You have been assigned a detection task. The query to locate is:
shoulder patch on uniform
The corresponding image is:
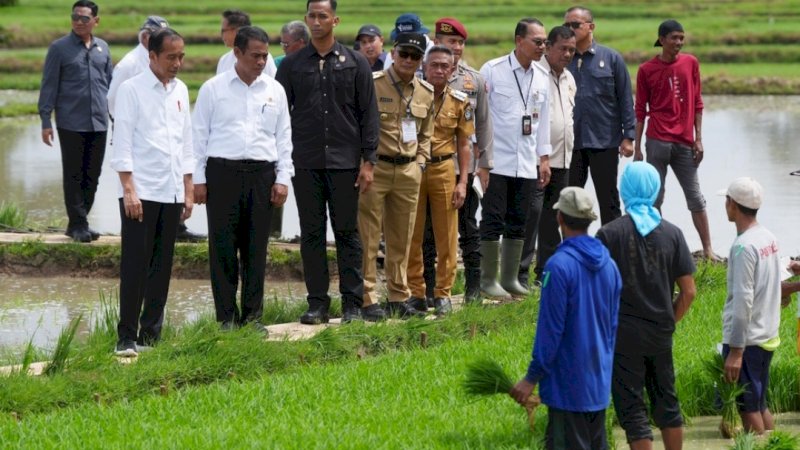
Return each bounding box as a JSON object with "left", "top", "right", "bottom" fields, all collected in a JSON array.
[
  {"left": 373, "top": 71, "right": 386, "bottom": 80},
  {"left": 449, "top": 89, "right": 468, "bottom": 102},
  {"left": 417, "top": 78, "right": 434, "bottom": 92}
]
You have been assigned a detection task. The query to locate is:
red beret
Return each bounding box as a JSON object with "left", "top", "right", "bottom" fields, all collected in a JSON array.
[{"left": 435, "top": 17, "right": 467, "bottom": 39}]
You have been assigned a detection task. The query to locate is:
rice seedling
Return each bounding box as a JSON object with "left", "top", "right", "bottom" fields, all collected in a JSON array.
[
  {"left": 704, "top": 351, "right": 746, "bottom": 438},
  {"left": 463, "top": 357, "right": 541, "bottom": 431},
  {"left": 757, "top": 431, "right": 800, "bottom": 450}
]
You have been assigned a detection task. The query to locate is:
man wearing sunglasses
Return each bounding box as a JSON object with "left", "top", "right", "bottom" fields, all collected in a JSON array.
[
  {"left": 38, "top": 0, "right": 113, "bottom": 243},
  {"left": 360, "top": 32, "right": 434, "bottom": 321},
  {"left": 564, "top": 6, "right": 636, "bottom": 226},
  {"left": 478, "top": 18, "right": 551, "bottom": 299}
]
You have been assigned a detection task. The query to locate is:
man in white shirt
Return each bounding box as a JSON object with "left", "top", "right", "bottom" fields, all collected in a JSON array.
[
  {"left": 479, "top": 18, "right": 551, "bottom": 299},
  {"left": 193, "top": 26, "right": 294, "bottom": 331},
  {"left": 216, "top": 9, "right": 277, "bottom": 77},
  {"left": 109, "top": 28, "right": 194, "bottom": 357},
  {"left": 107, "top": 15, "right": 168, "bottom": 117}
]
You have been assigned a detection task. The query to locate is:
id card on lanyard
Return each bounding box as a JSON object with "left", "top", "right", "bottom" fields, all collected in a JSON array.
[{"left": 510, "top": 55, "right": 535, "bottom": 136}]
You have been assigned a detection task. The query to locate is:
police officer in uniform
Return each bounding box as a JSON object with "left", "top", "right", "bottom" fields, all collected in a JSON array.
[
  {"left": 359, "top": 32, "right": 434, "bottom": 321},
  {"left": 406, "top": 46, "right": 474, "bottom": 316},
  {"left": 417, "top": 17, "right": 494, "bottom": 304}
]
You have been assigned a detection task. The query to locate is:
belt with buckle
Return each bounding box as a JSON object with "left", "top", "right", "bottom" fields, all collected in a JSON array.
[
  {"left": 429, "top": 154, "right": 454, "bottom": 164},
  {"left": 377, "top": 154, "right": 415, "bottom": 165}
]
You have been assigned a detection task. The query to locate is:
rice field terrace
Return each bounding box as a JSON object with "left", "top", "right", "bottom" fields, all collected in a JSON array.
[
  {"left": 1, "top": 263, "right": 799, "bottom": 448},
  {"left": 0, "top": 0, "right": 799, "bottom": 100}
]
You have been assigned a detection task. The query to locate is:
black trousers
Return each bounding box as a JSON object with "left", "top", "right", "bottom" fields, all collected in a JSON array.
[
  {"left": 520, "top": 168, "right": 569, "bottom": 279},
  {"left": 117, "top": 199, "right": 181, "bottom": 344},
  {"left": 569, "top": 147, "right": 621, "bottom": 225},
  {"left": 293, "top": 168, "right": 363, "bottom": 307},
  {"left": 56, "top": 128, "right": 106, "bottom": 231},
  {"left": 206, "top": 158, "right": 275, "bottom": 324},
  {"left": 480, "top": 173, "right": 534, "bottom": 241},
  {"left": 546, "top": 406, "right": 608, "bottom": 450}
]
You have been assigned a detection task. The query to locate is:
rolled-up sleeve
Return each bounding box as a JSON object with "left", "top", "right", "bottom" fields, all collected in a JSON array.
[{"left": 109, "top": 82, "right": 136, "bottom": 173}]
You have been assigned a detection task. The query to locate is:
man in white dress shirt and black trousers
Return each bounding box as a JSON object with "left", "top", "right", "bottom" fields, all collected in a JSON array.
[
  {"left": 479, "top": 18, "right": 551, "bottom": 300},
  {"left": 110, "top": 28, "right": 194, "bottom": 357},
  {"left": 193, "top": 26, "right": 294, "bottom": 332}
]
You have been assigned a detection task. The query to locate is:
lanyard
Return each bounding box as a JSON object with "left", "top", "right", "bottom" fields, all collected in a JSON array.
[
  {"left": 433, "top": 90, "right": 446, "bottom": 120},
  {"left": 508, "top": 55, "right": 534, "bottom": 114},
  {"left": 387, "top": 70, "right": 415, "bottom": 117}
]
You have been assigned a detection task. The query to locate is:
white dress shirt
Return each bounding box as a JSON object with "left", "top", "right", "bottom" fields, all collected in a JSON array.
[
  {"left": 110, "top": 68, "right": 194, "bottom": 203},
  {"left": 107, "top": 43, "right": 149, "bottom": 117},
  {"left": 535, "top": 57, "right": 576, "bottom": 170},
  {"left": 480, "top": 50, "right": 551, "bottom": 179},
  {"left": 216, "top": 50, "right": 278, "bottom": 77},
  {"left": 192, "top": 69, "right": 294, "bottom": 186}
]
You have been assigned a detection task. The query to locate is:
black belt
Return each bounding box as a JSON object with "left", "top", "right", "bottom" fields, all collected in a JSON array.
[
  {"left": 208, "top": 157, "right": 275, "bottom": 169},
  {"left": 429, "top": 153, "right": 454, "bottom": 164},
  {"left": 377, "top": 154, "right": 415, "bottom": 165}
]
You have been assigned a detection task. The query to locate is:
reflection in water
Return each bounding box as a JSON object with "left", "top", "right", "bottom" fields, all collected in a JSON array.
[
  {"left": 2, "top": 95, "right": 800, "bottom": 351},
  {"left": 0, "top": 276, "right": 307, "bottom": 353}
]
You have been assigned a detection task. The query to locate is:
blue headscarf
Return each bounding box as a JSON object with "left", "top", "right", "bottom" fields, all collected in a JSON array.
[{"left": 620, "top": 162, "right": 662, "bottom": 236}]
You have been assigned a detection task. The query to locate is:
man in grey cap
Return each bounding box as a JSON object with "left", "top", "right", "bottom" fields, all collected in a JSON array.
[
  {"left": 355, "top": 24, "right": 386, "bottom": 71},
  {"left": 107, "top": 15, "right": 168, "bottom": 115}
]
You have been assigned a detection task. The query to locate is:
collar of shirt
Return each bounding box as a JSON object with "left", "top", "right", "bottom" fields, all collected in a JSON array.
[
  {"left": 508, "top": 50, "right": 533, "bottom": 74},
  {"left": 143, "top": 66, "right": 178, "bottom": 93},
  {"left": 225, "top": 66, "right": 268, "bottom": 89},
  {"left": 69, "top": 30, "right": 96, "bottom": 48},
  {"left": 386, "top": 65, "right": 415, "bottom": 88}
]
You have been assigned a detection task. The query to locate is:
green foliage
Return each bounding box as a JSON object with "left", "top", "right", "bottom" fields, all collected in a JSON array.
[
  {"left": 0, "top": 201, "right": 28, "bottom": 230},
  {"left": 704, "top": 351, "right": 746, "bottom": 438},
  {"left": 463, "top": 357, "right": 514, "bottom": 396},
  {"left": 43, "top": 315, "right": 81, "bottom": 377}
]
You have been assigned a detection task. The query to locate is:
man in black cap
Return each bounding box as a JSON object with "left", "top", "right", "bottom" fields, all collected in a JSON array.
[
  {"left": 360, "top": 32, "right": 434, "bottom": 320},
  {"left": 634, "top": 19, "right": 718, "bottom": 261},
  {"left": 355, "top": 24, "right": 387, "bottom": 71}
]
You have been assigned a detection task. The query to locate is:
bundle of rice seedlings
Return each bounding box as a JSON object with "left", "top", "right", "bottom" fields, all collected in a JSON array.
[
  {"left": 704, "top": 351, "right": 745, "bottom": 438},
  {"left": 758, "top": 431, "right": 800, "bottom": 450},
  {"left": 463, "top": 358, "right": 541, "bottom": 431}
]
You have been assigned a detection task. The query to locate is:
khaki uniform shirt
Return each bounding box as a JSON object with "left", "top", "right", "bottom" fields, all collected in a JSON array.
[
  {"left": 449, "top": 60, "right": 493, "bottom": 171},
  {"left": 537, "top": 58, "right": 576, "bottom": 169},
  {"left": 431, "top": 85, "right": 475, "bottom": 157},
  {"left": 374, "top": 66, "right": 434, "bottom": 163}
]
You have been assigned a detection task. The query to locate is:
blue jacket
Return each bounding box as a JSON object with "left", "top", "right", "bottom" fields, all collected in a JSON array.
[{"left": 525, "top": 234, "right": 622, "bottom": 412}]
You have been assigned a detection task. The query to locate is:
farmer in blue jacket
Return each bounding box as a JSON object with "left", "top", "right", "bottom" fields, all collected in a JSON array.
[{"left": 511, "top": 186, "right": 622, "bottom": 450}]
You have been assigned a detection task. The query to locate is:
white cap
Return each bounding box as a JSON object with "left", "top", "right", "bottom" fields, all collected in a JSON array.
[{"left": 724, "top": 177, "right": 763, "bottom": 209}]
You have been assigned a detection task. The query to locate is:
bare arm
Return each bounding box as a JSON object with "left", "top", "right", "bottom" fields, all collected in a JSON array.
[{"left": 673, "top": 274, "right": 696, "bottom": 322}]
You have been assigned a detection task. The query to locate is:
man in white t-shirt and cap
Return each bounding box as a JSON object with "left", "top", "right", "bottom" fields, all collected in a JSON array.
[{"left": 721, "top": 176, "right": 781, "bottom": 435}]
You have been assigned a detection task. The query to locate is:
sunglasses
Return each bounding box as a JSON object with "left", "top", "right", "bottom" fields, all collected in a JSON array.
[
  {"left": 71, "top": 13, "right": 92, "bottom": 24},
  {"left": 280, "top": 39, "right": 300, "bottom": 49},
  {"left": 397, "top": 50, "right": 423, "bottom": 61},
  {"left": 564, "top": 21, "right": 587, "bottom": 29},
  {"left": 529, "top": 38, "right": 548, "bottom": 47}
]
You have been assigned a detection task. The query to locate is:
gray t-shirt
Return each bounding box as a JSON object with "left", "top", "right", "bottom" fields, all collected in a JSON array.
[{"left": 723, "top": 224, "right": 781, "bottom": 348}]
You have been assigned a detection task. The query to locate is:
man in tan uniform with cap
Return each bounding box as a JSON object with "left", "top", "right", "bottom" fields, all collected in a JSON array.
[
  {"left": 359, "top": 32, "right": 434, "bottom": 321},
  {"left": 406, "top": 46, "right": 474, "bottom": 316}
]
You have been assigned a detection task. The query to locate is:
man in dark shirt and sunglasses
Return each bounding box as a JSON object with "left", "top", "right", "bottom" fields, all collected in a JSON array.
[
  {"left": 38, "top": 0, "right": 112, "bottom": 243},
  {"left": 563, "top": 6, "right": 636, "bottom": 226},
  {"left": 276, "top": 0, "right": 379, "bottom": 325}
]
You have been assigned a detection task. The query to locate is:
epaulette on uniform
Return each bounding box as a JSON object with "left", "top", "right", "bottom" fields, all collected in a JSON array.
[
  {"left": 418, "top": 78, "right": 434, "bottom": 92},
  {"left": 373, "top": 71, "right": 386, "bottom": 80},
  {"left": 486, "top": 56, "right": 506, "bottom": 68},
  {"left": 449, "top": 88, "right": 468, "bottom": 103}
]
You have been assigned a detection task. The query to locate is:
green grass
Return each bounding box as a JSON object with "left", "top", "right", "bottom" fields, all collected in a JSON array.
[
  {"left": 0, "top": 201, "right": 28, "bottom": 230},
  {"left": 0, "top": 263, "right": 798, "bottom": 448}
]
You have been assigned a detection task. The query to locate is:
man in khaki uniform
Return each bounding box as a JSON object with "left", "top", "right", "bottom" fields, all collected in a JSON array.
[
  {"left": 359, "top": 32, "right": 434, "bottom": 321},
  {"left": 407, "top": 46, "right": 474, "bottom": 316}
]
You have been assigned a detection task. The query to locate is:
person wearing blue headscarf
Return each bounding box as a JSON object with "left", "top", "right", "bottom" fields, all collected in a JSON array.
[{"left": 596, "top": 161, "right": 697, "bottom": 448}]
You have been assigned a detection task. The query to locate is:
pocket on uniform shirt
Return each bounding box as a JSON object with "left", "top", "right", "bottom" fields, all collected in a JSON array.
[
  {"left": 589, "top": 67, "right": 615, "bottom": 97},
  {"left": 490, "top": 82, "right": 517, "bottom": 114},
  {"left": 261, "top": 103, "right": 279, "bottom": 134},
  {"left": 438, "top": 113, "right": 458, "bottom": 129}
]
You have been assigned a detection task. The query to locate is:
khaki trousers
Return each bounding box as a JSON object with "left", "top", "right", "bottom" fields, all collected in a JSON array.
[
  {"left": 359, "top": 160, "right": 421, "bottom": 305},
  {"left": 407, "top": 159, "right": 458, "bottom": 298}
]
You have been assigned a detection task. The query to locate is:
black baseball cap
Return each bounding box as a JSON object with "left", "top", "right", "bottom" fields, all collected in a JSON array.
[
  {"left": 357, "top": 24, "right": 382, "bottom": 40},
  {"left": 654, "top": 19, "right": 684, "bottom": 47},
  {"left": 393, "top": 32, "right": 425, "bottom": 54}
]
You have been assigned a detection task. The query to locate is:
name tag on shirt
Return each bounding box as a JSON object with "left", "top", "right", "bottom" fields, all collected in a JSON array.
[{"left": 402, "top": 118, "right": 417, "bottom": 143}]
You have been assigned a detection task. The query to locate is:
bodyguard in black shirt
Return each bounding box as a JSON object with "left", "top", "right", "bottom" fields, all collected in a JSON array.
[{"left": 276, "top": 0, "right": 379, "bottom": 324}]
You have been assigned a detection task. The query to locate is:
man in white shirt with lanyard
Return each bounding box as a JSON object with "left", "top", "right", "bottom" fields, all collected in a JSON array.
[
  {"left": 217, "top": 9, "right": 277, "bottom": 77},
  {"left": 110, "top": 28, "right": 194, "bottom": 357},
  {"left": 479, "top": 18, "right": 551, "bottom": 299},
  {"left": 193, "top": 26, "right": 294, "bottom": 332}
]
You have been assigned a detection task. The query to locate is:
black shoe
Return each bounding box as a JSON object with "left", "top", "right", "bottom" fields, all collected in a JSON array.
[
  {"left": 300, "top": 304, "right": 330, "bottom": 325},
  {"left": 407, "top": 296, "right": 428, "bottom": 312},
  {"left": 175, "top": 223, "right": 205, "bottom": 243},
  {"left": 87, "top": 228, "right": 100, "bottom": 241},
  {"left": 114, "top": 339, "right": 138, "bottom": 357},
  {"left": 433, "top": 297, "right": 453, "bottom": 316},
  {"left": 68, "top": 228, "right": 92, "bottom": 243},
  {"left": 386, "top": 300, "right": 427, "bottom": 319},
  {"left": 342, "top": 304, "right": 363, "bottom": 323},
  {"left": 248, "top": 321, "right": 269, "bottom": 337},
  {"left": 464, "top": 267, "right": 482, "bottom": 304},
  {"left": 361, "top": 304, "right": 387, "bottom": 322},
  {"left": 220, "top": 321, "right": 237, "bottom": 331}
]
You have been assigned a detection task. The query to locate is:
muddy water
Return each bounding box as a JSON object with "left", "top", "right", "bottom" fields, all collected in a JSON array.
[{"left": 0, "top": 276, "right": 307, "bottom": 351}]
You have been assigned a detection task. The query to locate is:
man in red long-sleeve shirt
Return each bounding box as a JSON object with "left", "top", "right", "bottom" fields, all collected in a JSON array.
[{"left": 634, "top": 19, "right": 718, "bottom": 260}]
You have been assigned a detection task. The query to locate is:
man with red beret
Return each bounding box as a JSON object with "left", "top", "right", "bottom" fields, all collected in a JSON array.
[{"left": 410, "top": 17, "right": 494, "bottom": 308}]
